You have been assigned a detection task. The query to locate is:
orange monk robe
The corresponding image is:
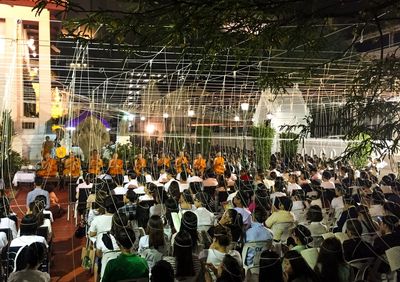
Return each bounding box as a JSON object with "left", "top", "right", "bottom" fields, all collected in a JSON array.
[
  {"left": 37, "top": 158, "right": 58, "bottom": 177},
  {"left": 88, "top": 158, "right": 103, "bottom": 175},
  {"left": 213, "top": 156, "right": 225, "bottom": 175},
  {"left": 157, "top": 157, "right": 170, "bottom": 168},
  {"left": 175, "top": 156, "right": 189, "bottom": 174},
  {"left": 63, "top": 157, "right": 81, "bottom": 177},
  {"left": 134, "top": 158, "right": 147, "bottom": 175},
  {"left": 193, "top": 158, "right": 206, "bottom": 173},
  {"left": 109, "top": 159, "right": 124, "bottom": 176}
]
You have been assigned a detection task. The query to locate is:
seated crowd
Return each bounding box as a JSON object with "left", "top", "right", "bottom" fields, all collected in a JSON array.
[{"left": 1, "top": 151, "right": 400, "bottom": 282}]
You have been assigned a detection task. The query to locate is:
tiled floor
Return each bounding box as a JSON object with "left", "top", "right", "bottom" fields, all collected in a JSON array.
[{"left": 10, "top": 185, "right": 94, "bottom": 282}]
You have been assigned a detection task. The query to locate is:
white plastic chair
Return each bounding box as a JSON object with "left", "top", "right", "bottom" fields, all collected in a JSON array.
[{"left": 241, "top": 240, "right": 273, "bottom": 274}]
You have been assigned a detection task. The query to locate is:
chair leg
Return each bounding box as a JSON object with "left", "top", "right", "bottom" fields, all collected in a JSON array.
[{"left": 67, "top": 204, "right": 70, "bottom": 221}]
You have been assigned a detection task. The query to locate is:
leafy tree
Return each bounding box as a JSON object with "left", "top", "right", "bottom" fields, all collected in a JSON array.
[
  {"left": 34, "top": 0, "right": 400, "bottom": 159},
  {"left": 280, "top": 132, "right": 299, "bottom": 160},
  {"left": 252, "top": 125, "right": 275, "bottom": 170}
]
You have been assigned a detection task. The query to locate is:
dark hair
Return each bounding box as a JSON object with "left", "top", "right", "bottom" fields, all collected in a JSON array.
[
  {"left": 190, "top": 182, "right": 203, "bottom": 195},
  {"left": 357, "top": 205, "right": 379, "bottom": 232},
  {"left": 213, "top": 225, "right": 232, "bottom": 247},
  {"left": 306, "top": 205, "right": 323, "bottom": 222},
  {"left": 224, "top": 209, "right": 244, "bottom": 242},
  {"left": 111, "top": 213, "right": 129, "bottom": 235},
  {"left": 126, "top": 189, "right": 138, "bottom": 203},
  {"left": 254, "top": 189, "right": 271, "bottom": 212},
  {"left": 253, "top": 207, "right": 267, "bottom": 223},
  {"left": 382, "top": 215, "right": 399, "bottom": 231},
  {"left": 147, "top": 215, "right": 165, "bottom": 249},
  {"left": 169, "top": 181, "right": 181, "bottom": 202},
  {"left": 194, "top": 192, "right": 209, "bottom": 207},
  {"left": 180, "top": 172, "right": 188, "bottom": 182},
  {"left": 285, "top": 250, "right": 317, "bottom": 282},
  {"left": 20, "top": 214, "right": 38, "bottom": 236},
  {"left": 173, "top": 231, "right": 195, "bottom": 278},
  {"left": 259, "top": 250, "right": 283, "bottom": 282},
  {"left": 15, "top": 242, "right": 47, "bottom": 271},
  {"left": 31, "top": 200, "right": 45, "bottom": 227},
  {"left": 275, "top": 196, "right": 292, "bottom": 211},
  {"left": 372, "top": 190, "right": 385, "bottom": 205},
  {"left": 293, "top": 225, "right": 312, "bottom": 245},
  {"left": 151, "top": 260, "right": 174, "bottom": 282},
  {"left": 34, "top": 176, "right": 43, "bottom": 186},
  {"left": 165, "top": 198, "right": 179, "bottom": 232},
  {"left": 180, "top": 211, "right": 198, "bottom": 248},
  {"left": 315, "top": 237, "right": 345, "bottom": 282},
  {"left": 346, "top": 219, "right": 362, "bottom": 237},
  {"left": 0, "top": 197, "right": 10, "bottom": 217},
  {"left": 181, "top": 190, "right": 194, "bottom": 205},
  {"left": 104, "top": 195, "right": 121, "bottom": 214},
  {"left": 115, "top": 227, "right": 135, "bottom": 249},
  {"left": 153, "top": 185, "right": 167, "bottom": 204},
  {"left": 383, "top": 202, "right": 400, "bottom": 219},
  {"left": 234, "top": 190, "right": 249, "bottom": 207},
  {"left": 217, "top": 254, "right": 243, "bottom": 282},
  {"left": 322, "top": 171, "right": 331, "bottom": 180},
  {"left": 114, "top": 174, "right": 124, "bottom": 186}
]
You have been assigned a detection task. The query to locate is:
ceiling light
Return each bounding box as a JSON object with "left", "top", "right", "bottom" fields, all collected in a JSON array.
[
  {"left": 234, "top": 115, "right": 240, "bottom": 122},
  {"left": 163, "top": 113, "right": 169, "bottom": 119},
  {"left": 140, "top": 116, "right": 146, "bottom": 121},
  {"left": 145, "top": 123, "right": 155, "bottom": 134},
  {"left": 188, "top": 110, "right": 195, "bottom": 117},
  {"left": 266, "top": 112, "right": 273, "bottom": 120}
]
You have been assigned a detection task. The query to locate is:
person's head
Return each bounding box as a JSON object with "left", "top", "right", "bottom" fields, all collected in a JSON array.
[
  {"left": 20, "top": 214, "right": 38, "bottom": 236},
  {"left": 111, "top": 212, "right": 129, "bottom": 235},
  {"left": 216, "top": 151, "right": 222, "bottom": 157},
  {"left": 138, "top": 153, "right": 143, "bottom": 159},
  {"left": 292, "top": 225, "right": 312, "bottom": 246},
  {"left": 115, "top": 227, "right": 135, "bottom": 251},
  {"left": 274, "top": 196, "right": 292, "bottom": 211},
  {"left": 283, "top": 250, "right": 315, "bottom": 282},
  {"left": 259, "top": 250, "right": 283, "bottom": 282},
  {"left": 114, "top": 174, "right": 124, "bottom": 186},
  {"left": 15, "top": 242, "right": 47, "bottom": 271},
  {"left": 194, "top": 192, "right": 209, "bottom": 208},
  {"left": 147, "top": 215, "right": 165, "bottom": 249},
  {"left": 169, "top": 181, "right": 181, "bottom": 201},
  {"left": 233, "top": 190, "right": 249, "bottom": 208},
  {"left": 180, "top": 211, "right": 198, "bottom": 248},
  {"left": 180, "top": 190, "right": 194, "bottom": 205},
  {"left": 124, "top": 189, "right": 138, "bottom": 204},
  {"left": 253, "top": 207, "right": 268, "bottom": 223},
  {"left": 379, "top": 215, "right": 399, "bottom": 235},
  {"left": 216, "top": 254, "right": 243, "bottom": 282},
  {"left": 34, "top": 176, "right": 43, "bottom": 187},
  {"left": 372, "top": 190, "right": 385, "bottom": 205},
  {"left": 112, "top": 153, "right": 118, "bottom": 159},
  {"left": 289, "top": 174, "right": 298, "bottom": 184},
  {"left": 104, "top": 195, "right": 121, "bottom": 214},
  {"left": 346, "top": 218, "right": 363, "bottom": 238},
  {"left": 213, "top": 224, "right": 232, "bottom": 247},
  {"left": 197, "top": 153, "right": 202, "bottom": 159},
  {"left": 173, "top": 230, "right": 195, "bottom": 277},
  {"left": 306, "top": 205, "right": 323, "bottom": 223},
  {"left": 220, "top": 208, "right": 240, "bottom": 226},
  {"left": 179, "top": 151, "right": 184, "bottom": 157},
  {"left": 316, "top": 237, "right": 345, "bottom": 281},
  {"left": 322, "top": 170, "right": 331, "bottom": 181},
  {"left": 151, "top": 260, "right": 174, "bottom": 282},
  {"left": 343, "top": 194, "right": 355, "bottom": 208},
  {"left": 45, "top": 136, "right": 50, "bottom": 141}
]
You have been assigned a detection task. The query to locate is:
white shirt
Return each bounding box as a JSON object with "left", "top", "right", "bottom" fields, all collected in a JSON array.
[
  {"left": 10, "top": 235, "right": 48, "bottom": 248},
  {"left": 321, "top": 181, "right": 335, "bottom": 189},
  {"left": 138, "top": 235, "right": 149, "bottom": 253},
  {"left": 331, "top": 196, "right": 344, "bottom": 218},
  {"left": 179, "top": 182, "right": 190, "bottom": 192},
  {"left": 76, "top": 182, "right": 93, "bottom": 193},
  {"left": 113, "top": 186, "right": 127, "bottom": 195},
  {"left": 139, "top": 194, "right": 154, "bottom": 202},
  {"left": 0, "top": 217, "right": 17, "bottom": 239},
  {"left": 188, "top": 175, "right": 203, "bottom": 183},
  {"left": 0, "top": 232, "right": 7, "bottom": 250},
  {"left": 96, "top": 233, "right": 120, "bottom": 278},
  {"left": 206, "top": 248, "right": 242, "bottom": 267},
  {"left": 287, "top": 183, "right": 302, "bottom": 195},
  {"left": 124, "top": 179, "right": 138, "bottom": 189},
  {"left": 164, "top": 179, "right": 175, "bottom": 192},
  {"left": 89, "top": 214, "right": 113, "bottom": 242},
  {"left": 194, "top": 207, "right": 215, "bottom": 227},
  {"left": 43, "top": 210, "right": 54, "bottom": 223}
]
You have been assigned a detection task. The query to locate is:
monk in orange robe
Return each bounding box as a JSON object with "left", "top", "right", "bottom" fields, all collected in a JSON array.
[
  {"left": 193, "top": 153, "right": 206, "bottom": 176},
  {"left": 134, "top": 153, "right": 147, "bottom": 175},
  {"left": 88, "top": 149, "right": 103, "bottom": 175},
  {"left": 175, "top": 151, "right": 190, "bottom": 174},
  {"left": 37, "top": 153, "right": 58, "bottom": 177},
  {"left": 157, "top": 153, "right": 170, "bottom": 170},
  {"left": 108, "top": 153, "right": 124, "bottom": 176},
  {"left": 213, "top": 152, "right": 225, "bottom": 175},
  {"left": 63, "top": 152, "right": 81, "bottom": 177}
]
